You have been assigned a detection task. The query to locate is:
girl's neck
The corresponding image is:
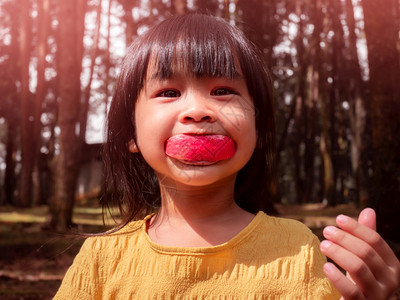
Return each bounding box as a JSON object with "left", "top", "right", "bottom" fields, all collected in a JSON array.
[
  {"left": 156, "top": 174, "right": 239, "bottom": 220},
  {"left": 147, "top": 175, "right": 255, "bottom": 247}
]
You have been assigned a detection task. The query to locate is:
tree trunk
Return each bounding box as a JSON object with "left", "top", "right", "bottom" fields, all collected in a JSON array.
[
  {"left": 33, "top": 0, "right": 50, "bottom": 205},
  {"left": 121, "top": 0, "right": 137, "bottom": 46},
  {"left": 104, "top": 0, "right": 112, "bottom": 116},
  {"left": 320, "top": 99, "right": 335, "bottom": 205},
  {"left": 345, "top": 0, "right": 372, "bottom": 208},
  {"left": 19, "top": 0, "right": 34, "bottom": 207},
  {"left": 326, "top": 0, "right": 347, "bottom": 205},
  {"left": 362, "top": 0, "right": 400, "bottom": 242},
  {"left": 4, "top": 117, "right": 17, "bottom": 205},
  {"left": 305, "top": 56, "right": 318, "bottom": 203},
  {"left": 2, "top": 0, "right": 20, "bottom": 206},
  {"left": 317, "top": 0, "right": 335, "bottom": 205},
  {"left": 80, "top": 0, "right": 102, "bottom": 142},
  {"left": 306, "top": 0, "right": 325, "bottom": 204},
  {"left": 48, "top": 0, "right": 86, "bottom": 231},
  {"left": 293, "top": 0, "right": 307, "bottom": 204}
]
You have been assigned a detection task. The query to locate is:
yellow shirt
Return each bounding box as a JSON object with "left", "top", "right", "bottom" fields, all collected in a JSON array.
[{"left": 54, "top": 212, "right": 340, "bottom": 299}]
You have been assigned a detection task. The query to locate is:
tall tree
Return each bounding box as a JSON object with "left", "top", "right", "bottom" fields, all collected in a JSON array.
[
  {"left": 0, "top": 0, "right": 20, "bottom": 205},
  {"left": 326, "top": 0, "right": 347, "bottom": 205},
  {"left": 344, "top": 0, "right": 372, "bottom": 207},
  {"left": 306, "top": 0, "right": 324, "bottom": 203},
  {"left": 48, "top": 0, "right": 87, "bottom": 231},
  {"left": 33, "top": 0, "right": 51, "bottom": 205},
  {"left": 293, "top": 0, "right": 308, "bottom": 203},
  {"left": 79, "top": 0, "right": 102, "bottom": 142},
  {"left": 119, "top": 0, "right": 137, "bottom": 45},
  {"left": 104, "top": 0, "right": 113, "bottom": 116},
  {"left": 362, "top": 0, "right": 400, "bottom": 242},
  {"left": 317, "top": 0, "right": 335, "bottom": 206},
  {"left": 4, "top": 116, "right": 17, "bottom": 205},
  {"left": 19, "top": 0, "right": 34, "bottom": 207}
]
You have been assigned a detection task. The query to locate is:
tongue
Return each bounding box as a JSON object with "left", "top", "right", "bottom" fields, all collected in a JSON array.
[{"left": 165, "top": 134, "right": 235, "bottom": 162}]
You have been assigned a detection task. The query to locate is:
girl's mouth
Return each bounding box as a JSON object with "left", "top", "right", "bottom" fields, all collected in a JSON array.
[{"left": 165, "top": 134, "right": 236, "bottom": 163}]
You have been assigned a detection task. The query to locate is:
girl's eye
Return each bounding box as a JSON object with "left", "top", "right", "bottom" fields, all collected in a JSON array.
[
  {"left": 157, "top": 89, "right": 181, "bottom": 97},
  {"left": 211, "top": 88, "right": 237, "bottom": 96}
]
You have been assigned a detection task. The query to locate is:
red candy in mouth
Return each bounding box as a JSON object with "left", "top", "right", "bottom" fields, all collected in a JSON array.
[{"left": 165, "top": 134, "right": 236, "bottom": 163}]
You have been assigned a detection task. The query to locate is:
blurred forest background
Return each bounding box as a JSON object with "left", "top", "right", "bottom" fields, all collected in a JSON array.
[{"left": 0, "top": 0, "right": 399, "bottom": 243}]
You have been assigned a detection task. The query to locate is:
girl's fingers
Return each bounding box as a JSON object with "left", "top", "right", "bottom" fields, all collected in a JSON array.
[
  {"left": 321, "top": 210, "right": 400, "bottom": 299},
  {"left": 322, "top": 225, "right": 389, "bottom": 282},
  {"left": 323, "top": 262, "right": 364, "bottom": 300},
  {"left": 335, "top": 213, "right": 398, "bottom": 269},
  {"left": 320, "top": 239, "right": 380, "bottom": 298}
]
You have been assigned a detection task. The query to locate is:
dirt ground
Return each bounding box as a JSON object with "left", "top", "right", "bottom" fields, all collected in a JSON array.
[
  {"left": 0, "top": 203, "right": 398, "bottom": 299},
  {"left": 0, "top": 204, "right": 112, "bottom": 299}
]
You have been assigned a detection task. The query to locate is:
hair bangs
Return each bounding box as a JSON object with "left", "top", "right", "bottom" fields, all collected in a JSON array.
[{"left": 145, "top": 15, "right": 240, "bottom": 80}]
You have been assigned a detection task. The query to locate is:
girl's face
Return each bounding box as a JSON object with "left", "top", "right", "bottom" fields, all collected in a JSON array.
[{"left": 133, "top": 64, "right": 257, "bottom": 190}]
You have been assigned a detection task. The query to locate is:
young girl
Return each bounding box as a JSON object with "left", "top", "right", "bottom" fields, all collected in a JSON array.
[{"left": 54, "top": 14, "right": 399, "bottom": 299}]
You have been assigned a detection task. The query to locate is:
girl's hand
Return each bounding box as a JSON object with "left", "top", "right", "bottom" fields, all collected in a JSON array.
[{"left": 320, "top": 208, "right": 400, "bottom": 299}]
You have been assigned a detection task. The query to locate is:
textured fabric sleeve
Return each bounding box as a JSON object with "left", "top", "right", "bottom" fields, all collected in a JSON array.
[
  {"left": 307, "top": 236, "right": 341, "bottom": 299},
  {"left": 53, "top": 238, "right": 101, "bottom": 300}
]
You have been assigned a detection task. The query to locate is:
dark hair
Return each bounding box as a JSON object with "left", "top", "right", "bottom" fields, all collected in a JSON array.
[{"left": 103, "top": 13, "right": 276, "bottom": 226}]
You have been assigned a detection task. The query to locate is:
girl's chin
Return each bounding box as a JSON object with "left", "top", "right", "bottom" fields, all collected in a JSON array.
[{"left": 160, "top": 158, "right": 236, "bottom": 187}]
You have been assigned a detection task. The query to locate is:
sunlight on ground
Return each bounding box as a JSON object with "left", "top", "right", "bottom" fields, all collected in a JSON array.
[
  {"left": 0, "top": 211, "right": 46, "bottom": 223},
  {"left": 0, "top": 203, "right": 358, "bottom": 231},
  {"left": 0, "top": 205, "right": 121, "bottom": 226},
  {"left": 275, "top": 203, "right": 358, "bottom": 229}
]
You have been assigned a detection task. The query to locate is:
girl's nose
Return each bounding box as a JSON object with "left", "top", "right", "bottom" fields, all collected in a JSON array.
[{"left": 178, "top": 95, "right": 217, "bottom": 123}]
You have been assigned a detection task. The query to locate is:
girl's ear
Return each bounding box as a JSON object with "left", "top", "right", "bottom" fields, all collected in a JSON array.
[{"left": 128, "top": 139, "right": 140, "bottom": 153}]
